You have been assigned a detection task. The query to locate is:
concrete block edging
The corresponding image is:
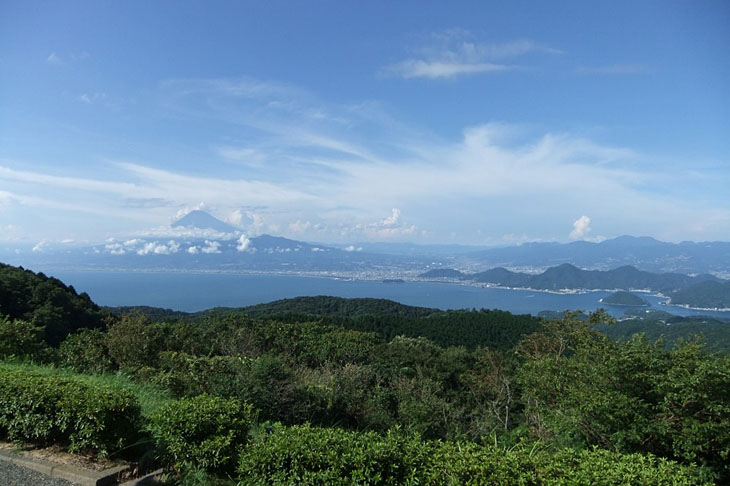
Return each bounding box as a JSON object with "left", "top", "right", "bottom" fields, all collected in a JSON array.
[{"left": 0, "top": 449, "right": 130, "bottom": 486}]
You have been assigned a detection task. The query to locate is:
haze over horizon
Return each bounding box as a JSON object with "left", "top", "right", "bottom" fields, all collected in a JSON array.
[{"left": 1, "top": 1, "right": 729, "bottom": 248}]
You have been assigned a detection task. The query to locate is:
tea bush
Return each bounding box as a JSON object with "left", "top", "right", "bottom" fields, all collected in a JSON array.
[
  {"left": 237, "top": 424, "right": 430, "bottom": 486},
  {"left": 150, "top": 394, "right": 256, "bottom": 474},
  {"left": 0, "top": 368, "right": 141, "bottom": 456},
  {"left": 236, "top": 424, "right": 712, "bottom": 485},
  {"left": 59, "top": 328, "right": 116, "bottom": 374}
]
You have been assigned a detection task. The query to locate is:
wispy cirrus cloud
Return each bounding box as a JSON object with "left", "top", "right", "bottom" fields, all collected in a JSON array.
[
  {"left": 4, "top": 74, "right": 729, "bottom": 243},
  {"left": 46, "top": 51, "right": 90, "bottom": 66},
  {"left": 78, "top": 92, "right": 109, "bottom": 104},
  {"left": 46, "top": 52, "right": 65, "bottom": 65},
  {"left": 382, "top": 31, "right": 562, "bottom": 79},
  {"left": 385, "top": 59, "right": 514, "bottom": 79}
]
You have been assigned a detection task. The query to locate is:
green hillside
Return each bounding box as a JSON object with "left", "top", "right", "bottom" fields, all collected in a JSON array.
[
  {"left": 601, "top": 291, "right": 650, "bottom": 306},
  {"left": 1, "top": 264, "right": 729, "bottom": 483},
  {"left": 670, "top": 281, "right": 730, "bottom": 309},
  {"left": 0, "top": 262, "right": 106, "bottom": 345},
  {"left": 239, "top": 295, "right": 439, "bottom": 318}
]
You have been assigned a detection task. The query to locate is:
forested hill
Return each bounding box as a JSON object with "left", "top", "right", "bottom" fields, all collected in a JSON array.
[
  {"left": 237, "top": 296, "right": 439, "bottom": 318},
  {"left": 421, "top": 263, "right": 722, "bottom": 293},
  {"left": 419, "top": 268, "right": 467, "bottom": 279},
  {"left": 600, "top": 291, "right": 650, "bottom": 306},
  {"left": 670, "top": 281, "right": 730, "bottom": 309},
  {"left": 107, "top": 296, "right": 542, "bottom": 350},
  {"left": 0, "top": 262, "right": 105, "bottom": 345}
]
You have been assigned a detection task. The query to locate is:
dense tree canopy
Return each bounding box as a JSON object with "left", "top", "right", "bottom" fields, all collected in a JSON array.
[
  {"left": 2, "top": 263, "right": 729, "bottom": 483},
  {"left": 0, "top": 263, "right": 105, "bottom": 345}
]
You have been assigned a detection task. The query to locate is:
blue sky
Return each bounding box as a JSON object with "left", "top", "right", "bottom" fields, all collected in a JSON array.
[{"left": 1, "top": 0, "right": 729, "bottom": 247}]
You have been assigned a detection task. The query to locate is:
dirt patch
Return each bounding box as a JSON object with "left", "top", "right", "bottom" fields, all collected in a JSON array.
[{"left": 0, "top": 441, "right": 126, "bottom": 472}]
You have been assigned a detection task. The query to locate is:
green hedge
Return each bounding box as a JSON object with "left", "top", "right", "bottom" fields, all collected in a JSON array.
[
  {"left": 0, "top": 369, "right": 141, "bottom": 456},
  {"left": 149, "top": 394, "right": 256, "bottom": 474},
  {"left": 237, "top": 425, "right": 713, "bottom": 486},
  {"left": 237, "top": 425, "right": 430, "bottom": 485}
]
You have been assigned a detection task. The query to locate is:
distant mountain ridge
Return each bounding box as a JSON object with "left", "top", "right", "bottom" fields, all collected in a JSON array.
[
  {"left": 3, "top": 211, "right": 728, "bottom": 277},
  {"left": 11, "top": 231, "right": 429, "bottom": 273},
  {"left": 464, "top": 235, "right": 730, "bottom": 275},
  {"left": 419, "top": 263, "right": 723, "bottom": 293}
]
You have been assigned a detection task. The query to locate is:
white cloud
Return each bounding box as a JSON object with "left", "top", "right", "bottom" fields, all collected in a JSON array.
[
  {"left": 382, "top": 33, "right": 561, "bottom": 79},
  {"left": 32, "top": 240, "right": 50, "bottom": 252},
  {"left": 187, "top": 246, "right": 199, "bottom": 254},
  {"left": 569, "top": 216, "right": 592, "bottom": 240},
  {"left": 105, "top": 242, "right": 126, "bottom": 255},
  {"left": 46, "top": 51, "right": 89, "bottom": 66},
  {"left": 137, "top": 225, "right": 237, "bottom": 240},
  {"left": 227, "top": 209, "right": 246, "bottom": 227},
  {"left": 201, "top": 240, "right": 221, "bottom": 254},
  {"left": 288, "top": 220, "right": 311, "bottom": 233},
  {"left": 5, "top": 73, "right": 729, "bottom": 244},
  {"left": 249, "top": 212, "right": 267, "bottom": 233},
  {"left": 0, "top": 165, "right": 139, "bottom": 196},
  {"left": 117, "top": 162, "right": 315, "bottom": 208},
  {"left": 78, "top": 92, "right": 108, "bottom": 104},
  {"left": 0, "top": 190, "right": 14, "bottom": 206},
  {"left": 0, "top": 224, "right": 22, "bottom": 242},
  {"left": 216, "top": 146, "right": 269, "bottom": 166},
  {"left": 351, "top": 208, "right": 418, "bottom": 240},
  {"left": 386, "top": 60, "right": 513, "bottom": 79},
  {"left": 124, "top": 238, "right": 144, "bottom": 247},
  {"left": 105, "top": 238, "right": 181, "bottom": 255},
  {"left": 382, "top": 208, "right": 401, "bottom": 226},
  {"left": 0, "top": 224, "right": 21, "bottom": 242},
  {"left": 46, "top": 52, "right": 64, "bottom": 65},
  {"left": 344, "top": 245, "right": 362, "bottom": 252},
  {"left": 136, "top": 240, "right": 180, "bottom": 255},
  {"left": 173, "top": 202, "right": 208, "bottom": 221},
  {"left": 236, "top": 234, "right": 251, "bottom": 252}
]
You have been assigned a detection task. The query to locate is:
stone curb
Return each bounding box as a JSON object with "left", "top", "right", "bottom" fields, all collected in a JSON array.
[
  {"left": 118, "top": 468, "right": 164, "bottom": 485},
  {"left": 0, "top": 449, "right": 130, "bottom": 486}
]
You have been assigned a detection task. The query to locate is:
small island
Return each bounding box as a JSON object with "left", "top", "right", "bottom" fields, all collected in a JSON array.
[{"left": 600, "top": 291, "right": 650, "bottom": 307}]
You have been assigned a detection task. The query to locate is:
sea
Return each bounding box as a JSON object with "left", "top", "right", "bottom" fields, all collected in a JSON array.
[{"left": 53, "top": 271, "right": 730, "bottom": 319}]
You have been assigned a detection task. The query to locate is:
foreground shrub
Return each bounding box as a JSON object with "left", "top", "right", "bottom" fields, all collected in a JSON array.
[
  {"left": 237, "top": 424, "right": 429, "bottom": 486},
  {"left": 0, "top": 368, "right": 141, "bottom": 455},
  {"left": 236, "top": 424, "right": 712, "bottom": 486},
  {"left": 519, "top": 324, "right": 730, "bottom": 482},
  {"left": 59, "top": 328, "right": 116, "bottom": 374},
  {"left": 531, "top": 446, "right": 715, "bottom": 485},
  {"left": 155, "top": 351, "right": 252, "bottom": 398},
  {"left": 0, "top": 316, "right": 51, "bottom": 361},
  {"left": 429, "top": 442, "right": 714, "bottom": 485},
  {"left": 150, "top": 394, "right": 255, "bottom": 475},
  {"left": 106, "top": 313, "right": 168, "bottom": 371}
]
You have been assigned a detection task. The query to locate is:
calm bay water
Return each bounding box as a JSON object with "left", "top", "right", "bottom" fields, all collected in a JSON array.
[{"left": 53, "top": 271, "right": 730, "bottom": 319}]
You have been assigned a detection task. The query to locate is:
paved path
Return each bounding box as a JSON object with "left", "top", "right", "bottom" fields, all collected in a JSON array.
[{"left": 0, "top": 459, "right": 75, "bottom": 485}]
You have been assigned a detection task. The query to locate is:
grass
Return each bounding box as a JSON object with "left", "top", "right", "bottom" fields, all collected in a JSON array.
[{"left": 0, "top": 359, "right": 172, "bottom": 419}]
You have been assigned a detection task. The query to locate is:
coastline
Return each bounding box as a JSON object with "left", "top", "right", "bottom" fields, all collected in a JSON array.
[
  {"left": 40, "top": 266, "right": 730, "bottom": 316},
  {"left": 661, "top": 302, "right": 730, "bottom": 313}
]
